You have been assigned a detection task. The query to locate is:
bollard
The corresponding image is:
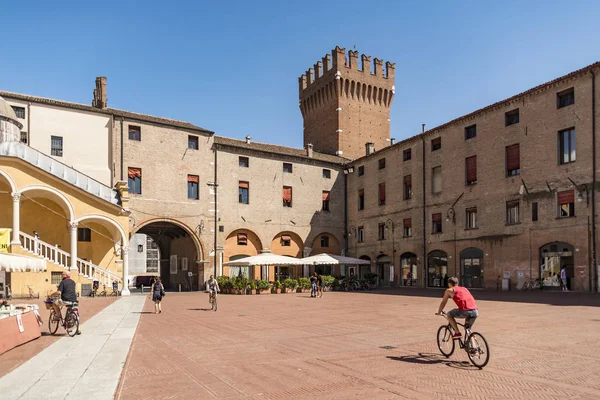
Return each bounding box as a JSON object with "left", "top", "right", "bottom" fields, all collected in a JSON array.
[
  {"left": 141, "top": 284, "right": 144, "bottom": 294},
  {"left": 178, "top": 283, "right": 181, "bottom": 292}
]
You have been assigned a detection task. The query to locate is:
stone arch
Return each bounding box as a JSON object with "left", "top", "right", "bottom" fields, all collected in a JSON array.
[
  {"left": 0, "top": 168, "right": 17, "bottom": 193},
  {"left": 132, "top": 218, "right": 204, "bottom": 260},
  {"left": 224, "top": 228, "right": 262, "bottom": 262},
  {"left": 270, "top": 231, "right": 303, "bottom": 258},
  {"left": 309, "top": 232, "right": 340, "bottom": 256},
  {"left": 19, "top": 185, "right": 75, "bottom": 222},
  {"left": 539, "top": 241, "right": 574, "bottom": 290},
  {"left": 75, "top": 214, "right": 127, "bottom": 245}
]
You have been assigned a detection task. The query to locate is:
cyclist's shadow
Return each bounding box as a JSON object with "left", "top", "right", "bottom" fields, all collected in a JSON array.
[{"left": 387, "top": 353, "right": 474, "bottom": 370}]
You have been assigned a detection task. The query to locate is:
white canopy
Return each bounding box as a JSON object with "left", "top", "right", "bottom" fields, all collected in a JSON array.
[
  {"left": 300, "top": 253, "right": 371, "bottom": 265},
  {"left": 223, "top": 253, "right": 304, "bottom": 266},
  {"left": 0, "top": 253, "right": 47, "bottom": 272}
]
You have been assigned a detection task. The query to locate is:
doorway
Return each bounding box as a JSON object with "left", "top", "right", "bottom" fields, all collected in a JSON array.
[
  {"left": 460, "top": 248, "right": 484, "bottom": 288},
  {"left": 539, "top": 242, "right": 574, "bottom": 290}
]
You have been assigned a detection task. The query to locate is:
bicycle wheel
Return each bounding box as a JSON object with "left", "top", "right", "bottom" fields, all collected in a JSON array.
[
  {"left": 213, "top": 296, "right": 217, "bottom": 312},
  {"left": 522, "top": 281, "right": 530, "bottom": 291},
  {"left": 437, "top": 325, "right": 455, "bottom": 357},
  {"left": 48, "top": 310, "right": 60, "bottom": 334},
  {"left": 466, "top": 332, "right": 490, "bottom": 369},
  {"left": 65, "top": 312, "right": 79, "bottom": 337}
]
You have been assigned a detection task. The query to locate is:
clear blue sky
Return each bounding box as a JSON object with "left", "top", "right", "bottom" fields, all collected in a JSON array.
[{"left": 2, "top": 1, "right": 600, "bottom": 148}]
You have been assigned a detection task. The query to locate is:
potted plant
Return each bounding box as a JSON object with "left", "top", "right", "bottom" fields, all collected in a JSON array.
[
  {"left": 258, "top": 280, "right": 271, "bottom": 294},
  {"left": 249, "top": 280, "right": 256, "bottom": 295},
  {"left": 216, "top": 276, "right": 230, "bottom": 294},
  {"left": 283, "top": 278, "right": 298, "bottom": 293},
  {"left": 298, "top": 277, "right": 311, "bottom": 293},
  {"left": 273, "top": 280, "right": 282, "bottom": 294},
  {"left": 322, "top": 275, "right": 336, "bottom": 291},
  {"left": 364, "top": 272, "right": 379, "bottom": 288}
]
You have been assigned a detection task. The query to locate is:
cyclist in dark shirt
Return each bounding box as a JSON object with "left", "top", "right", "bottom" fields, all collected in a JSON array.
[{"left": 50, "top": 271, "right": 77, "bottom": 321}]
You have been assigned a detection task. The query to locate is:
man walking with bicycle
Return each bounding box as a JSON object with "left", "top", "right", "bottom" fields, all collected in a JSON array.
[{"left": 435, "top": 277, "right": 478, "bottom": 339}]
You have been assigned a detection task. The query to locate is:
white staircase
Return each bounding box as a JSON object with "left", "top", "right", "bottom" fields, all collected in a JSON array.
[{"left": 19, "top": 232, "right": 121, "bottom": 286}]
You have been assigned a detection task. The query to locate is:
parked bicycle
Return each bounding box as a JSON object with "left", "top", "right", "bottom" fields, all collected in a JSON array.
[
  {"left": 97, "top": 284, "right": 107, "bottom": 297},
  {"left": 522, "top": 278, "right": 543, "bottom": 291},
  {"left": 26, "top": 285, "right": 39, "bottom": 299},
  {"left": 436, "top": 311, "right": 490, "bottom": 369},
  {"left": 45, "top": 298, "right": 80, "bottom": 337}
]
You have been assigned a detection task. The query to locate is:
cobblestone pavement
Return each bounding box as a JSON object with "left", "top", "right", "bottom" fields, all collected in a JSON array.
[
  {"left": 0, "top": 296, "right": 117, "bottom": 377},
  {"left": 116, "top": 289, "right": 600, "bottom": 400}
]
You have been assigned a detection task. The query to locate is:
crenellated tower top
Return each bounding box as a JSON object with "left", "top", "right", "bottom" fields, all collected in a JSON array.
[{"left": 298, "top": 46, "right": 395, "bottom": 159}]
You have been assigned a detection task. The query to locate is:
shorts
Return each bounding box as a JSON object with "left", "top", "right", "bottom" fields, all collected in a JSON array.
[
  {"left": 55, "top": 299, "right": 76, "bottom": 307},
  {"left": 448, "top": 308, "right": 478, "bottom": 327}
]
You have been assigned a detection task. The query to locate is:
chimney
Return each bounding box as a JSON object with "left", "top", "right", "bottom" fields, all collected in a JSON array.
[
  {"left": 365, "top": 142, "right": 375, "bottom": 156},
  {"left": 390, "top": 138, "right": 395, "bottom": 145},
  {"left": 306, "top": 143, "right": 313, "bottom": 158},
  {"left": 245, "top": 135, "right": 251, "bottom": 144},
  {"left": 92, "top": 77, "right": 107, "bottom": 109}
]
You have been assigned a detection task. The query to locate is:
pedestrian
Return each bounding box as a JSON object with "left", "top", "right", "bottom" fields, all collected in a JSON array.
[
  {"left": 309, "top": 273, "right": 317, "bottom": 298},
  {"left": 149, "top": 277, "right": 165, "bottom": 314},
  {"left": 316, "top": 273, "right": 324, "bottom": 298},
  {"left": 560, "top": 266, "right": 568, "bottom": 292},
  {"left": 443, "top": 274, "right": 449, "bottom": 288}
]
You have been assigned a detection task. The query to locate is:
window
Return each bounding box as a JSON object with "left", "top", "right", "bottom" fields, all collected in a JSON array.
[
  {"left": 51, "top": 272, "right": 62, "bottom": 285},
  {"left": 358, "top": 189, "right": 365, "bottom": 210},
  {"left": 323, "top": 169, "right": 331, "bottom": 179},
  {"left": 403, "top": 175, "right": 412, "bottom": 200},
  {"left": 403, "top": 218, "right": 412, "bottom": 237},
  {"left": 558, "top": 190, "right": 575, "bottom": 218},
  {"left": 283, "top": 163, "right": 293, "bottom": 173},
  {"left": 465, "top": 156, "right": 477, "bottom": 185},
  {"left": 465, "top": 124, "right": 477, "bottom": 140},
  {"left": 431, "top": 137, "right": 441, "bottom": 151},
  {"left": 378, "top": 223, "right": 386, "bottom": 240},
  {"left": 378, "top": 158, "right": 386, "bottom": 169},
  {"left": 358, "top": 226, "right": 365, "bottom": 242},
  {"left": 51, "top": 136, "right": 63, "bottom": 157},
  {"left": 283, "top": 186, "right": 292, "bottom": 207},
  {"left": 403, "top": 148, "right": 412, "bottom": 161},
  {"left": 239, "top": 181, "right": 249, "bottom": 204},
  {"left": 320, "top": 236, "right": 330, "bottom": 248},
  {"left": 432, "top": 166, "right": 442, "bottom": 193},
  {"left": 20, "top": 131, "right": 27, "bottom": 144},
  {"left": 532, "top": 202, "right": 538, "bottom": 222},
  {"left": 77, "top": 228, "right": 91, "bottom": 242},
  {"left": 239, "top": 156, "right": 249, "bottom": 167},
  {"left": 281, "top": 235, "right": 291, "bottom": 246},
  {"left": 237, "top": 233, "right": 248, "bottom": 246},
  {"left": 506, "top": 144, "right": 520, "bottom": 176},
  {"left": 378, "top": 183, "right": 386, "bottom": 206},
  {"left": 128, "top": 167, "right": 142, "bottom": 194},
  {"left": 507, "top": 201, "right": 520, "bottom": 224},
  {"left": 432, "top": 213, "right": 442, "bottom": 233},
  {"left": 358, "top": 166, "right": 365, "bottom": 176},
  {"left": 505, "top": 108, "right": 520, "bottom": 126},
  {"left": 322, "top": 191, "right": 330, "bottom": 211},
  {"left": 557, "top": 88, "right": 575, "bottom": 109},
  {"left": 187, "top": 175, "right": 199, "bottom": 199},
  {"left": 128, "top": 126, "right": 141, "bottom": 141},
  {"left": 466, "top": 208, "right": 477, "bottom": 229},
  {"left": 146, "top": 237, "right": 159, "bottom": 273},
  {"left": 12, "top": 106, "right": 25, "bottom": 119},
  {"left": 188, "top": 135, "right": 199, "bottom": 150},
  {"left": 559, "top": 128, "right": 576, "bottom": 164}
]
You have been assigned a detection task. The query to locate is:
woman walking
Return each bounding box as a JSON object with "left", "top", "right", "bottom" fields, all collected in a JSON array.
[{"left": 150, "top": 277, "right": 165, "bottom": 314}]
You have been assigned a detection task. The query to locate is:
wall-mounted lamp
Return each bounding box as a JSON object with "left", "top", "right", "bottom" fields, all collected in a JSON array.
[{"left": 138, "top": 244, "right": 144, "bottom": 253}]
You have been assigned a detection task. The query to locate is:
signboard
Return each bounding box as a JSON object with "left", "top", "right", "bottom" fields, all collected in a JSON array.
[
  {"left": 517, "top": 271, "right": 524, "bottom": 278},
  {"left": 188, "top": 272, "right": 193, "bottom": 277},
  {"left": 181, "top": 257, "right": 188, "bottom": 271},
  {"left": 503, "top": 271, "right": 511, "bottom": 279},
  {"left": 0, "top": 229, "right": 10, "bottom": 253},
  {"left": 170, "top": 255, "right": 178, "bottom": 274}
]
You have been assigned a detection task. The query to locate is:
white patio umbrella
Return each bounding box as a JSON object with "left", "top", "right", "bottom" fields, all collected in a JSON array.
[
  {"left": 0, "top": 253, "right": 47, "bottom": 272},
  {"left": 222, "top": 253, "right": 304, "bottom": 266},
  {"left": 300, "top": 253, "right": 371, "bottom": 265}
]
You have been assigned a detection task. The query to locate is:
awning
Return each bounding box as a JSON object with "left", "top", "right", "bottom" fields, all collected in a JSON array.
[
  {"left": 0, "top": 253, "right": 47, "bottom": 272},
  {"left": 300, "top": 253, "right": 371, "bottom": 265},
  {"left": 223, "top": 253, "right": 304, "bottom": 266}
]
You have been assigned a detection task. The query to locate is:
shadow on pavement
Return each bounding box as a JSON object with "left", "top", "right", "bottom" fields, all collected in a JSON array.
[
  {"left": 387, "top": 353, "right": 474, "bottom": 370},
  {"left": 359, "top": 288, "right": 600, "bottom": 307},
  {"left": 132, "top": 312, "right": 154, "bottom": 314},
  {"left": 187, "top": 308, "right": 212, "bottom": 311}
]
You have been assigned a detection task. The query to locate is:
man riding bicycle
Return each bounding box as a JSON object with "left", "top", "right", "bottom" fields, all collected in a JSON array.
[
  {"left": 50, "top": 271, "right": 80, "bottom": 334},
  {"left": 436, "top": 277, "right": 478, "bottom": 339},
  {"left": 206, "top": 275, "right": 220, "bottom": 303}
]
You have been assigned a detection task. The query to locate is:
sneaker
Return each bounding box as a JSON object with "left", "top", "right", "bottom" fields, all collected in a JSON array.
[{"left": 452, "top": 332, "right": 462, "bottom": 339}]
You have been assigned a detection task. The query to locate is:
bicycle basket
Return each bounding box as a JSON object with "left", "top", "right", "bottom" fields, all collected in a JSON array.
[{"left": 43, "top": 299, "right": 55, "bottom": 310}]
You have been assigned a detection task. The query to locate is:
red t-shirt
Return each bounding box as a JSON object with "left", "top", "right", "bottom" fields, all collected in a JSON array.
[{"left": 452, "top": 286, "right": 478, "bottom": 310}]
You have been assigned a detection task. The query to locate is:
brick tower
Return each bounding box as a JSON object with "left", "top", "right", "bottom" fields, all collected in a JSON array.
[{"left": 299, "top": 46, "right": 395, "bottom": 159}]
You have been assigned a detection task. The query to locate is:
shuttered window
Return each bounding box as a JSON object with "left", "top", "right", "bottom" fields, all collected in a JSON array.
[
  {"left": 358, "top": 189, "right": 365, "bottom": 210},
  {"left": 466, "top": 156, "right": 477, "bottom": 185},
  {"left": 322, "top": 191, "right": 330, "bottom": 211},
  {"left": 558, "top": 190, "right": 575, "bottom": 218},
  {"left": 432, "top": 166, "right": 442, "bottom": 193},
  {"left": 432, "top": 213, "right": 442, "bottom": 233},
  {"left": 379, "top": 183, "right": 386, "bottom": 206},
  {"left": 128, "top": 167, "right": 142, "bottom": 194},
  {"left": 403, "top": 218, "right": 412, "bottom": 237},
  {"left": 283, "top": 186, "right": 292, "bottom": 207},
  {"left": 506, "top": 144, "right": 520, "bottom": 176},
  {"left": 187, "top": 175, "right": 199, "bottom": 200},
  {"left": 237, "top": 233, "right": 248, "bottom": 245},
  {"left": 403, "top": 175, "right": 412, "bottom": 200},
  {"left": 239, "top": 181, "right": 249, "bottom": 204}
]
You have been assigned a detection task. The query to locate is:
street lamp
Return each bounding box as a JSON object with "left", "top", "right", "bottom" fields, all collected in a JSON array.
[
  {"left": 446, "top": 193, "right": 464, "bottom": 279},
  {"left": 568, "top": 178, "right": 590, "bottom": 206},
  {"left": 385, "top": 219, "right": 395, "bottom": 285}
]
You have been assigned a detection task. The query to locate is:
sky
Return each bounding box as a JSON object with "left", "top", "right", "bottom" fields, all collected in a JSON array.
[{"left": 2, "top": 1, "right": 600, "bottom": 148}]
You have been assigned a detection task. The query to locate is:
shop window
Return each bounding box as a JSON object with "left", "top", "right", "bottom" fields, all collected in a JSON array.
[
  {"left": 283, "top": 186, "right": 292, "bottom": 207},
  {"left": 559, "top": 128, "right": 576, "bottom": 164},
  {"left": 187, "top": 175, "right": 199, "bottom": 200},
  {"left": 506, "top": 144, "right": 520, "bottom": 176},
  {"left": 239, "top": 181, "right": 249, "bottom": 204},
  {"left": 128, "top": 167, "right": 142, "bottom": 194},
  {"left": 403, "top": 218, "right": 412, "bottom": 237},
  {"left": 507, "top": 201, "right": 520, "bottom": 224},
  {"left": 77, "top": 228, "right": 91, "bottom": 242},
  {"left": 128, "top": 125, "right": 141, "bottom": 141},
  {"left": 505, "top": 108, "right": 520, "bottom": 126},
  {"left": 322, "top": 191, "right": 330, "bottom": 211},
  {"left": 239, "top": 156, "right": 249, "bottom": 167},
  {"left": 557, "top": 87, "right": 575, "bottom": 108},
  {"left": 188, "top": 135, "right": 199, "bottom": 150},
  {"left": 465, "top": 124, "right": 477, "bottom": 140},
  {"left": 320, "top": 236, "right": 330, "bottom": 248},
  {"left": 432, "top": 213, "right": 442, "bottom": 233},
  {"left": 358, "top": 189, "right": 365, "bottom": 210},
  {"left": 558, "top": 190, "right": 575, "bottom": 218}
]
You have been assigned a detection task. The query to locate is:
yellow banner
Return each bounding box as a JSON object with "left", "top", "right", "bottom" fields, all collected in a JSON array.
[{"left": 0, "top": 229, "right": 10, "bottom": 253}]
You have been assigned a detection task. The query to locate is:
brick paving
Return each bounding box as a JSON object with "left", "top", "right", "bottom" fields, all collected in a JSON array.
[
  {"left": 116, "top": 289, "right": 600, "bottom": 400},
  {"left": 0, "top": 296, "right": 117, "bottom": 378}
]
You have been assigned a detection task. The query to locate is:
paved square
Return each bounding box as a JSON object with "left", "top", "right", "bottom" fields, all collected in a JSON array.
[{"left": 116, "top": 290, "right": 600, "bottom": 400}]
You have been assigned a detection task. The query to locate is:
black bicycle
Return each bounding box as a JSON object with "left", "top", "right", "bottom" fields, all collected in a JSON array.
[
  {"left": 436, "top": 312, "right": 490, "bottom": 369},
  {"left": 46, "top": 299, "right": 80, "bottom": 337}
]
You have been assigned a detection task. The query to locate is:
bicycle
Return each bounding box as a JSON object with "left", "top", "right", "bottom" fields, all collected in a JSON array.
[
  {"left": 208, "top": 291, "right": 218, "bottom": 311},
  {"left": 522, "top": 278, "right": 543, "bottom": 291},
  {"left": 26, "top": 285, "right": 39, "bottom": 299},
  {"left": 97, "top": 285, "right": 107, "bottom": 297},
  {"left": 436, "top": 311, "right": 490, "bottom": 369},
  {"left": 45, "top": 298, "right": 80, "bottom": 337}
]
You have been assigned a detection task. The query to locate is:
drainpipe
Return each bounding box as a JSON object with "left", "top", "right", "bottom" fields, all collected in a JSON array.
[
  {"left": 214, "top": 145, "right": 218, "bottom": 277},
  {"left": 27, "top": 103, "right": 31, "bottom": 145},
  {"left": 344, "top": 164, "right": 348, "bottom": 257},
  {"left": 120, "top": 117, "right": 124, "bottom": 181},
  {"left": 421, "top": 124, "right": 427, "bottom": 288},
  {"left": 592, "top": 70, "right": 598, "bottom": 292}
]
